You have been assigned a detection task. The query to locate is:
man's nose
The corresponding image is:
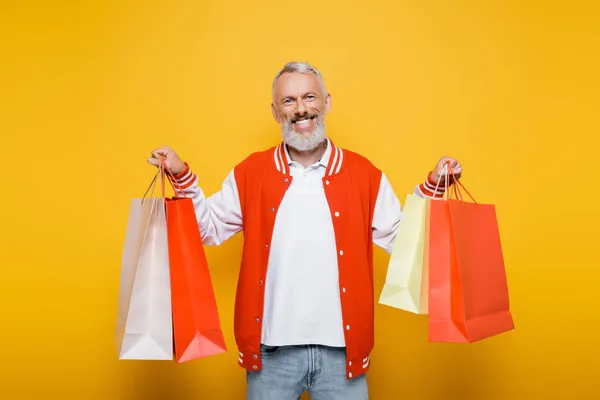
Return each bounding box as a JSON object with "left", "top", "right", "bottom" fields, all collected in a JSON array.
[{"left": 295, "top": 100, "right": 306, "bottom": 115}]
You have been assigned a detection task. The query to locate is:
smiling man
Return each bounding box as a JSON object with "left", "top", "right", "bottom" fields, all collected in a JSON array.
[{"left": 148, "top": 61, "right": 462, "bottom": 400}]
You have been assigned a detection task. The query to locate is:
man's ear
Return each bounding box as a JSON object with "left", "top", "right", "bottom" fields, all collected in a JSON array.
[
  {"left": 271, "top": 103, "right": 281, "bottom": 123},
  {"left": 324, "top": 93, "right": 332, "bottom": 115}
]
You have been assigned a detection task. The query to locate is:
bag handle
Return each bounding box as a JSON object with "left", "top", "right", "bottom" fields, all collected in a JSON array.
[
  {"left": 142, "top": 167, "right": 161, "bottom": 204},
  {"left": 433, "top": 163, "right": 449, "bottom": 198},
  {"left": 140, "top": 156, "right": 187, "bottom": 203},
  {"left": 446, "top": 161, "right": 477, "bottom": 204},
  {"left": 160, "top": 155, "right": 187, "bottom": 198},
  {"left": 432, "top": 161, "right": 477, "bottom": 204}
]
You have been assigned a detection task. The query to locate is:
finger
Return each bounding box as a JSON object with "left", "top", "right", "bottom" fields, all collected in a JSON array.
[
  {"left": 147, "top": 157, "right": 160, "bottom": 166},
  {"left": 151, "top": 148, "right": 169, "bottom": 159}
]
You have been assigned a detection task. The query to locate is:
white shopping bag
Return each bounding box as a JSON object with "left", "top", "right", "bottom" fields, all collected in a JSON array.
[
  {"left": 116, "top": 170, "right": 173, "bottom": 360},
  {"left": 378, "top": 194, "right": 429, "bottom": 314}
]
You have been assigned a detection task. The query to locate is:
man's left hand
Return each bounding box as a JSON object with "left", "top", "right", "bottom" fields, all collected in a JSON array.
[{"left": 429, "top": 156, "right": 462, "bottom": 184}]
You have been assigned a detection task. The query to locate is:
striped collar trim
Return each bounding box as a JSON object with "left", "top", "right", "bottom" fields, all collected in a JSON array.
[
  {"left": 273, "top": 142, "right": 290, "bottom": 175},
  {"left": 273, "top": 138, "right": 344, "bottom": 177}
]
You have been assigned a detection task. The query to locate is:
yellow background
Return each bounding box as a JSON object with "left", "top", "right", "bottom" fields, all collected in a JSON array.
[{"left": 1, "top": 0, "right": 599, "bottom": 398}]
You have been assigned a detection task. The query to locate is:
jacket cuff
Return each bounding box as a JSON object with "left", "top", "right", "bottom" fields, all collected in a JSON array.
[
  {"left": 418, "top": 171, "right": 448, "bottom": 199},
  {"left": 168, "top": 162, "right": 197, "bottom": 189}
]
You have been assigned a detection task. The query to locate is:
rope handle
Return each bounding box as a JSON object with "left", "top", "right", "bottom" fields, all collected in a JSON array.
[
  {"left": 446, "top": 160, "right": 476, "bottom": 204},
  {"left": 432, "top": 160, "right": 477, "bottom": 203},
  {"left": 142, "top": 167, "right": 161, "bottom": 203},
  {"left": 160, "top": 155, "right": 187, "bottom": 198},
  {"left": 141, "top": 156, "right": 187, "bottom": 202}
]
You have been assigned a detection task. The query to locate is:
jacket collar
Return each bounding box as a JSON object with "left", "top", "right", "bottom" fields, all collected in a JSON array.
[{"left": 274, "top": 137, "right": 344, "bottom": 177}]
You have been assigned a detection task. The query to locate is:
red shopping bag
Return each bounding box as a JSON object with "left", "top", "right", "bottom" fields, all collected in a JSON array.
[
  {"left": 162, "top": 160, "right": 227, "bottom": 362},
  {"left": 428, "top": 166, "right": 514, "bottom": 343}
]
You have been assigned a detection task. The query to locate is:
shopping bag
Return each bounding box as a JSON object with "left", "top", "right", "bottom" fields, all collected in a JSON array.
[
  {"left": 428, "top": 165, "right": 514, "bottom": 343},
  {"left": 379, "top": 194, "right": 429, "bottom": 314},
  {"left": 116, "top": 169, "right": 174, "bottom": 359},
  {"left": 162, "top": 160, "right": 228, "bottom": 363}
]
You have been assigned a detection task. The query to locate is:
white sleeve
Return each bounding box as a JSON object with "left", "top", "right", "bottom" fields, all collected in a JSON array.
[
  {"left": 372, "top": 173, "right": 403, "bottom": 255},
  {"left": 372, "top": 172, "right": 448, "bottom": 254},
  {"left": 172, "top": 167, "right": 242, "bottom": 246}
]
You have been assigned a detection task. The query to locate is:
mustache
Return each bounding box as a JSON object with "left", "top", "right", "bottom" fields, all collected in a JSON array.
[{"left": 289, "top": 112, "right": 319, "bottom": 123}]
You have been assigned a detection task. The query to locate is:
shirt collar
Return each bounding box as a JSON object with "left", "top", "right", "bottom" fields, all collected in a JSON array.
[{"left": 283, "top": 137, "right": 331, "bottom": 168}]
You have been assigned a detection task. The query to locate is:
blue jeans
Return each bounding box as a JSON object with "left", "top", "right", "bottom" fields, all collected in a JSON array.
[{"left": 246, "top": 344, "right": 369, "bottom": 400}]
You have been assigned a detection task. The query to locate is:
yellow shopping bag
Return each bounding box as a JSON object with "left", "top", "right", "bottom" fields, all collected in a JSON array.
[{"left": 378, "top": 194, "right": 429, "bottom": 314}]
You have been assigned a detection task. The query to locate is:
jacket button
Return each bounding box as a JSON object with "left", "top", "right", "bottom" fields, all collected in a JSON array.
[
  {"left": 325, "top": 180, "right": 330, "bottom": 185},
  {"left": 259, "top": 280, "right": 264, "bottom": 285},
  {"left": 349, "top": 361, "right": 352, "bottom": 366},
  {"left": 349, "top": 372, "right": 353, "bottom": 378},
  {"left": 334, "top": 211, "right": 340, "bottom": 217},
  {"left": 270, "top": 207, "right": 275, "bottom": 212},
  {"left": 339, "top": 250, "right": 344, "bottom": 256},
  {"left": 265, "top": 244, "right": 269, "bottom": 248},
  {"left": 253, "top": 365, "right": 258, "bottom": 370},
  {"left": 342, "top": 287, "right": 346, "bottom": 293},
  {"left": 284, "top": 177, "right": 289, "bottom": 182},
  {"left": 253, "top": 354, "right": 258, "bottom": 359},
  {"left": 256, "top": 317, "right": 260, "bottom": 322},
  {"left": 346, "top": 324, "right": 350, "bottom": 330}
]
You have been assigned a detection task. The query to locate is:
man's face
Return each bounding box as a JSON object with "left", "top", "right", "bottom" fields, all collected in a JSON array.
[{"left": 271, "top": 72, "right": 331, "bottom": 151}]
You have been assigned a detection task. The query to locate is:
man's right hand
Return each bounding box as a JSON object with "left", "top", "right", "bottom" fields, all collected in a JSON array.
[{"left": 147, "top": 146, "right": 187, "bottom": 175}]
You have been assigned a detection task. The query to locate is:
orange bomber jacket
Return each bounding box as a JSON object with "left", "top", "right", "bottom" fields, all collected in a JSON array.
[
  {"left": 232, "top": 140, "right": 382, "bottom": 380},
  {"left": 170, "top": 139, "right": 444, "bottom": 379}
]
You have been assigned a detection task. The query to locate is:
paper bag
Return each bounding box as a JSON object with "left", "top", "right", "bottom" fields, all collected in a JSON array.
[
  {"left": 428, "top": 169, "right": 514, "bottom": 343},
  {"left": 116, "top": 171, "right": 173, "bottom": 359},
  {"left": 379, "top": 194, "right": 429, "bottom": 314},
  {"left": 163, "top": 161, "right": 227, "bottom": 362}
]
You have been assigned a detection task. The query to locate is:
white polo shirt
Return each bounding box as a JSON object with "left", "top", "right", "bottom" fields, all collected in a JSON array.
[{"left": 261, "top": 142, "right": 347, "bottom": 347}]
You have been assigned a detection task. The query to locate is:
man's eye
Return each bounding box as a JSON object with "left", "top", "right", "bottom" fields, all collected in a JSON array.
[
  {"left": 306, "top": 95, "right": 315, "bottom": 100},
  {"left": 283, "top": 99, "right": 293, "bottom": 105}
]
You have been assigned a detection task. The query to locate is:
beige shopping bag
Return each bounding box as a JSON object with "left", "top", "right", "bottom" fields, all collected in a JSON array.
[
  {"left": 116, "top": 170, "right": 173, "bottom": 360},
  {"left": 378, "top": 194, "right": 429, "bottom": 314}
]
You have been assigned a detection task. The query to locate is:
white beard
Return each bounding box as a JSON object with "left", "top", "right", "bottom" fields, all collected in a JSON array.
[{"left": 281, "top": 117, "right": 326, "bottom": 151}]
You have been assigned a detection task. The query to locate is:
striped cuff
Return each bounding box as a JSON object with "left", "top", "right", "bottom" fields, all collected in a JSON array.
[
  {"left": 418, "top": 172, "right": 449, "bottom": 199},
  {"left": 168, "top": 162, "right": 197, "bottom": 189}
]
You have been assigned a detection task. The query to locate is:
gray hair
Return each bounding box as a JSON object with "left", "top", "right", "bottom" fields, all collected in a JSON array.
[{"left": 272, "top": 61, "right": 328, "bottom": 101}]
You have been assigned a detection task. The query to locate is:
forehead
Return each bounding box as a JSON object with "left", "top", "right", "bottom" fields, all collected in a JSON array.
[{"left": 274, "top": 72, "right": 323, "bottom": 98}]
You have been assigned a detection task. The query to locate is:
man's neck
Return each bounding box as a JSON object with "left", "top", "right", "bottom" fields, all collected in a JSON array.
[{"left": 286, "top": 140, "right": 327, "bottom": 168}]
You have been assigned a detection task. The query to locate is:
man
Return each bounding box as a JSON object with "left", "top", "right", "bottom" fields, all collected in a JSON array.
[{"left": 148, "top": 61, "right": 462, "bottom": 399}]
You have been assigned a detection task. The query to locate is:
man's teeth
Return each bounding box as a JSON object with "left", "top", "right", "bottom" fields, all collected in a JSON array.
[{"left": 295, "top": 118, "right": 311, "bottom": 126}]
